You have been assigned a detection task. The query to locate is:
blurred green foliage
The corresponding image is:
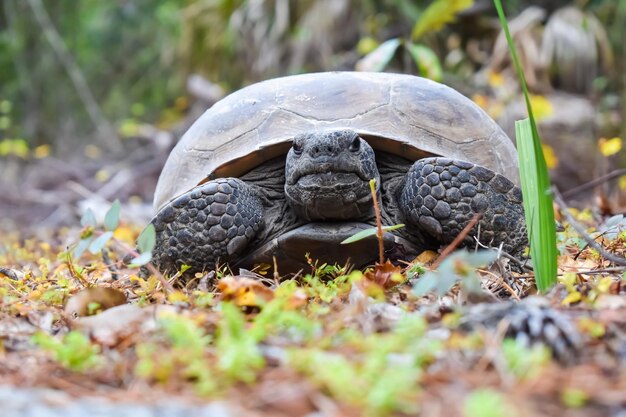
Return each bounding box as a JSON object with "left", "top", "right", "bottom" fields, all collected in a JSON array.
[
  {"left": 0, "top": 0, "right": 623, "bottom": 150},
  {"left": 0, "top": 0, "right": 185, "bottom": 147}
]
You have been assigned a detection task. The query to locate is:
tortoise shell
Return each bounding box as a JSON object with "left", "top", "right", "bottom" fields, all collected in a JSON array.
[{"left": 154, "top": 72, "right": 518, "bottom": 211}]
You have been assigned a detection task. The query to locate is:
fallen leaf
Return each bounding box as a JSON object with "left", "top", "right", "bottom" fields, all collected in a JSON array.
[
  {"left": 598, "top": 137, "right": 622, "bottom": 157},
  {"left": 217, "top": 276, "right": 274, "bottom": 307},
  {"left": 72, "top": 304, "right": 176, "bottom": 346},
  {"left": 414, "top": 250, "right": 439, "bottom": 266},
  {"left": 65, "top": 287, "right": 127, "bottom": 318},
  {"left": 542, "top": 144, "right": 558, "bottom": 169},
  {"left": 363, "top": 260, "right": 405, "bottom": 290}
]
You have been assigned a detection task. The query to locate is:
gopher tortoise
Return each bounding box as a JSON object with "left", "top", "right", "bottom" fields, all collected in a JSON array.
[{"left": 151, "top": 72, "right": 527, "bottom": 274}]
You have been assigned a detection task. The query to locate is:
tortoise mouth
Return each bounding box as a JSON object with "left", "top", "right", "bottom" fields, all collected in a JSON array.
[{"left": 296, "top": 171, "right": 364, "bottom": 190}]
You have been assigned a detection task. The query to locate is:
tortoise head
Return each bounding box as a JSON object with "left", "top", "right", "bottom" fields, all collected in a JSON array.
[{"left": 284, "top": 129, "right": 380, "bottom": 221}]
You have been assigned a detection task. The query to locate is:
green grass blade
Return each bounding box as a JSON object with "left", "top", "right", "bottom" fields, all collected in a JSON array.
[
  {"left": 493, "top": 0, "right": 557, "bottom": 291},
  {"left": 515, "top": 119, "right": 557, "bottom": 291}
]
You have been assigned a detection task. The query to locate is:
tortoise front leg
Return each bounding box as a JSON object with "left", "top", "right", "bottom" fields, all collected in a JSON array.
[
  {"left": 151, "top": 178, "right": 264, "bottom": 274},
  {"left": 397, "top": 157, "right": 527, "bottom": 255}
]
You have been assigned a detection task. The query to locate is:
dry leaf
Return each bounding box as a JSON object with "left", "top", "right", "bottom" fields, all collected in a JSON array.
[
  {"left": 64, "top": 287, "right": 127, "bottom": 318},
  {"left": 217, "top": 276, "right": 274, "bottom": 307},
  {"left": 72, "top": 304, "right": 175, "bottom": 346},
  {"left": 598, "top": 137, "right": 622, "bottom": 157},
  {"left": 363, "top": 260, "right": 405, "bottom": 290}
]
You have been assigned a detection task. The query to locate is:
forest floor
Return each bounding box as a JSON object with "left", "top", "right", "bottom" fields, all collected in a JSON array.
[{"left": 1, "top": 150, "right": 625, "bottom": 417}]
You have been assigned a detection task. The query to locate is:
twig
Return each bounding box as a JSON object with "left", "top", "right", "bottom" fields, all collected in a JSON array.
[
  {"left": 562, "top": 169, "right": 626, "bottom": 198},
  {"left": 25, "top": 0, "right": 122, "bottom": 152},
  {"left": 552, "top": 186, "right": 626, "bottom": 267},
  {"left": 370, "top": 179, "right": 385, "bottom": 264},
  {"left": 432, "top": 213, "right": 482, "bottom": 270}
]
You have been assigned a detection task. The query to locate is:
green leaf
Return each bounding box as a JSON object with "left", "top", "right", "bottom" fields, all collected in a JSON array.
[
  {"left": 129, "top": 251, "right": 153, "bottom": 268},
  {"left": 73, "top": 238, "right": 92, "bottom": 260},
  {"left": 104, "top": 199, "right": 121, "bottom": 231},
  {"left": 340, "top": 224, "right": 405, "bottom": 244},
  {"left": 80, "top": 208, "right": 97, "bottom": 227},
  {"left": 406, "top": 42, "right": 442, "bottom": 81},
  {"left": 411, "top": 0, "right": 474, "bottom": 41},
  {"left": 137, "top": 224, "right": 156, "bottom": 254},
  {"left": 88, "top": 231, "right": 113, "bottom": 254},
  {"left": 493, "top": 0, "right": 557, "bottom": 292},
  {"left": 515, "top": 119, "right": 557, "bottom": 291},
  {"left": 355, "top": 38, "right": 401, "bottom": 72}
]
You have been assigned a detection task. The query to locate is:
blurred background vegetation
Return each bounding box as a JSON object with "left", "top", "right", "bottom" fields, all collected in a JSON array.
[{"left": 0, "top": 0, "right": 624, "bottom": 225}]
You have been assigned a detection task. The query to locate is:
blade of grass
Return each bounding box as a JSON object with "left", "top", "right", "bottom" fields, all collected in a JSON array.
[{"left": 493, "top": 0, "right": 557, "bottom": 291}]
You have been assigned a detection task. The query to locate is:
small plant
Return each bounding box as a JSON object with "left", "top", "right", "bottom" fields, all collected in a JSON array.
[
  {"left": 356, "top": 0, "right": 474, "bottom": 80},
  {"left": 216, "top": 302, "right": 265, "bottom": 383},
  {"left": 501, "top": 338, "right": 550, "bottom": 380},
  {"left": 413, "top": 250, "right": 498, "bottom": 297},
  {"left": 71, "top": 200, "right": 156, "bottom": 268},
  {"left": 135, "top": 314, "right": 216, "bottom": 395},
  {"left": 463, "top": 388, "right": 509, "bottom": 417},
  {"left": 32, "top": 331, "right": 101, "bottom": 372}
]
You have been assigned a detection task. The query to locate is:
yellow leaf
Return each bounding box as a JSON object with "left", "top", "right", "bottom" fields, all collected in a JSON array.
[
  {"left": 472, "top": 93, "right": 488, "bottom": 109},
  {"left": 411, "top": 0, "right": 474, "bottom": 41},
  {"left": 167, "top": 290, "right": 189, "bottom": 304},
  {"left": 596, "top": 276, "right": 613, "bottom": 293},
  {"left": 598, "top": 137, "right": 622, "bottom": 157},
  {"left": 562, "top": 291, "right": 582, "bottom": 305},
  {"left": 356, "top": 36, "right": 379, "bottom": 55},
  {"left": 542, "top": 144, "right": 558, "bottom": 169},
  {"left": 619, "top": 175, "right": 626, "bottom": 190},
  {"left": 529, "top": 95, "right": 554, "bottom": 121},
  {"left": 33, "top": 144, "right": 51, "bottom": 159},
  {"left": 95, "top": 169, "right": 111, "bottom": 182},
  {"left": 414, "top": 250, "right": 438, "bottom": 265},
  {"left": 114, "top": 226, "right": 137, "bottom": 244},
  {"left": 487, "top": 71, "right": 504, "bottom": 87}
]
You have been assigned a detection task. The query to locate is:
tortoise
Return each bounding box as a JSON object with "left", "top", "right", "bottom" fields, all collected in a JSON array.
[{"left": 151, "top": 72, "right": 527, "bottom": 274}]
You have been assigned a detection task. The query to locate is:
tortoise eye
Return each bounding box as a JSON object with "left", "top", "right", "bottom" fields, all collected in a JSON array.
[
  {"left": 349, "top": 136, "right": 360, "bottom": 152},
  {"left": 292, "top": 141, "right": 303, "bottom": 155}
]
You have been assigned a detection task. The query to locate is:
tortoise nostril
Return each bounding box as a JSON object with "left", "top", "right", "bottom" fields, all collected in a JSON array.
[{"left": 349, "top": 137, "right": 360, "bottom": 152}]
